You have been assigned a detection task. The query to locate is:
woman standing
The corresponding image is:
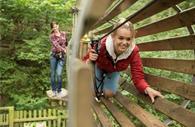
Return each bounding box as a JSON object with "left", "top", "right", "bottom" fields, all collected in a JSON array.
[{"left": 49, "top": 21, "right": 67, "bottom": 98}]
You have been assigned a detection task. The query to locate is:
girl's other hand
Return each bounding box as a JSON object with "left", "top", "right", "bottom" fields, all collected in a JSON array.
[{"left": 89, "top": 49, "right": 98, "bottom": 61}]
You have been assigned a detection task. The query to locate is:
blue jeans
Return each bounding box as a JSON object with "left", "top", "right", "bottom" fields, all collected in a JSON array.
[
  {"left": 50, "top": 55, "right": 65, "bottom": 93},
  {"left": 95, "top": 64, "right": 120, "bottom": 94}
]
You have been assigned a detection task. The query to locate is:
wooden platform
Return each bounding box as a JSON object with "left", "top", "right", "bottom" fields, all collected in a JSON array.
[{"left": 46, "top": 88, "right": 68, "bottom": 102}]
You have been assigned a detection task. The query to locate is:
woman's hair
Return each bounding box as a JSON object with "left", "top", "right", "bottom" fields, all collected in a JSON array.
[
  {"left": 50, "top": 21, "right": 58, "bottom": 34},
  {"left": 113, "top": 18, "right": 136, "bottom": 37}
]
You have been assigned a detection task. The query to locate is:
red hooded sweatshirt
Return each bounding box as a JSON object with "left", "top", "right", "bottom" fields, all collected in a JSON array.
[{"left": 83, "top": 35, "right": 149, "bottom": 93}]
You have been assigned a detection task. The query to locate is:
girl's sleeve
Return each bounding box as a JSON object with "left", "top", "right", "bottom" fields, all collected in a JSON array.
[
  {"left": 82, "top": 51, "right": 90, "bottom": 63},
  {"left": 61, "top": 32, "right": 67, "bottom": 48},
  {"left": 50, "top": 34, "right": 65, "bottom": 52},
  {"left": 130, "top": 46, "right": 149, "bottom": 93}
]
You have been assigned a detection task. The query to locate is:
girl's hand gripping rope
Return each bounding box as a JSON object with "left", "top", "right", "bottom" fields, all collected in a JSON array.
[{"left": 89, "top": 49, "right": 98, "bottom": 61}]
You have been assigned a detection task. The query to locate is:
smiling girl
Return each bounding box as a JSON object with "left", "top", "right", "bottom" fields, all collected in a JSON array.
[{"left": 83, "top": 19, "right": 163, "bottom": 103}]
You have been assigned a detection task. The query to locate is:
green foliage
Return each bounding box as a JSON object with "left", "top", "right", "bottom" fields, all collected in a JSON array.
[
  {"left": 0, "top": 57, "right": 53, "bottom": 109},
  {"left": 0, "top": 0, "right": 72, "bottom": 109},
  {"left": 16, "top": 35, "right": 50, "bottom": 63},
  {"left": 12, "top": 94, "right": 48, "bottom": 110},
  {"left": 0, "top": 0, "right": 74, "bottom": 41}
]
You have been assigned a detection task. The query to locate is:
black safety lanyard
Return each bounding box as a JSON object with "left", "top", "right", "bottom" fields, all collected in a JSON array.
[
  {"left": 90, "top": 40, "right": 105, "bottom": 101},
  {"left": 94, "top": 72, "right": 106, "bottom": 100},
  {"left": 91, "top": 40, "right": 118, "bottom": 101}
]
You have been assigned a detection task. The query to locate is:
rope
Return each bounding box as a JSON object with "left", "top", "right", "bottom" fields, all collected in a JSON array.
[{"left": 94, "top": 73, "right": 106, "bottom": 102}]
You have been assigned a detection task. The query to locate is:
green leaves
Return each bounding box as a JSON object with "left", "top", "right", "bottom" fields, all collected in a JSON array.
[
  {"left": 16, "top": 36, "right": 50, "bottom": 62},
  {"left": 1, "top": 0, "right": 74, "bottom": 41}
]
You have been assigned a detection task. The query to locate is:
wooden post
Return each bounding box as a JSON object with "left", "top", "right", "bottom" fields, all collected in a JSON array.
[
  {"left": 68, "top": 58, "right": 93, "bottom": 127},
  {"left": 8, "top": 107, "right": 14, "bottom": 127},
  {"left": 57, "top": 110, "right": 61, "bottom": 127},
  {"left": 68, "top": 0, "right": 116, "bottom": 127}
]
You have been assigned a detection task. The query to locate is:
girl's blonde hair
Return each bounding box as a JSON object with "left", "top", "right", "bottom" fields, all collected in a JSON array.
[{"left": 112, "top": 18, "right": 136, "bottom": 37}]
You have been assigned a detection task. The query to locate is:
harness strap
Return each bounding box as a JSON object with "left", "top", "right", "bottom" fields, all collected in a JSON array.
[{"left": 94, "top": 72, "right": 106, "bottom": 101}]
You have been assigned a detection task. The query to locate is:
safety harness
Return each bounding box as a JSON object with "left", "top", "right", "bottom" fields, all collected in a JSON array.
[{"left": 90, "top": 39, "right": 117, "bottom": 102}]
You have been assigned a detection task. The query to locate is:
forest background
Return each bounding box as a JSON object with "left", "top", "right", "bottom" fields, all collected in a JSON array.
[{"left": 0, "top": 0, "right": 195, "bottom": 120}]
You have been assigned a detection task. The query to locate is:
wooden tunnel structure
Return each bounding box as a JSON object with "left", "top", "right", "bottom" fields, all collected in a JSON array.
[
  {"left": 0, "top": 0, "right": 194, "bottom": 127},
  {"left": 68, "top": 0, "right": 195, "bottom": 127}
]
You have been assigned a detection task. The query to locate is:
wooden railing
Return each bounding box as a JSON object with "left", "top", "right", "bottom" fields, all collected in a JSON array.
[{"left": 0, "top": 107, "right": 67, "bottom": 127}]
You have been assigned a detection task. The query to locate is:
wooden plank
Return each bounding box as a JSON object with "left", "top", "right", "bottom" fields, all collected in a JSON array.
[
  {"left": 62, "top": 119, "right": 66, "bottom": 127},
  {"left": 15, "top": 111, "right": 19, "bottom": 121},
  {"left": 0, "top": 107, "right": 12, "bottom": 110},
  {"left": 114, "top": 92, "right": 167, "bottom": 127},
  {"left": 138, "top": 35, "right": 195, "bottom": 51},
  {"left": 23, "top": 110, "right": 27, "bottom": 119},
  {"left": 94, "top": 0, "right": 184, "bottom": 35},
  {"left": 38, "top": 110, "right": 42, "bottom": 118},
  {"left": 6, "top": 114, "right": 8, "bottom": 124},
  {"left": 46, "top": 88, "right": 68, "bottom": 101},
  {"left": 19, "top": 111, "right": 23, "bottom": 119},
  {"left": 130, "top": 0, "right": 184, "bottom": 23},
  {"left": 48, "top": 109, "right": 51, "bottom": 127},
  {"left": 1, "top": 114, "right": 3, "bottom": 122},
  {"left": 137, "top": 7, "right": 195, "bottom": 37},
  {"left": 101, "top": 98, "right": 136, "bottom": 127},
  {"left": 9, "top": 107, "right": 14, "bottom": 127},
  {"left": 68, "top": 58, "right": 93, "bottom": 127},
  {"left": 145, "top": 73, "right": 195, "bottom": 101},
  {"left": 82, "top": 0, "right": 114, "bottom": 33},
  {"left": 29, "top": 110, "right": 32, "bottom": 119},
  {"left": 57, "top": 110, "right": 61, "bottom": 127},
  {"left": 142, "top": 58, "right": 195, "bottom": 74},
  {"left": 93, "top": 0, "right": 137, "bottom": 28},
  {"left": 0, "top": 114, "right": 2, "bottom": 123},
  {"left": 92, "top": 102, "right": 113, "bottom": 127},
  {"left": 43, "top": 109, "right": 47, "bottom": 117},
  {"left": 94, "top": 26, "right": 113, "bottom": 35},
  {"left": 53, "top": 109, "right": 56, "bottom": 127},
  {"left": 2, "top": 114, "right": 5, "bottom": 122},
  {"left": 123, "top": 81, "right": 195, "bottom": 127},
  {"left": 14, "top": 116, "right": 58, "bottom": 122},
  {"left": 81, "top": 42, "right": 88, "bottom": 58},
  {"left": 33, "top": 110, "right": 37, "bottom": 118}
]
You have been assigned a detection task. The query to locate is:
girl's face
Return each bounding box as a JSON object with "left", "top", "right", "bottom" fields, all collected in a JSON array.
[
  {"left": 52, "top": 24, "right": 59, "bottom": 32},
  {"left": 112, "top": 28, "right": 134, "bottom": 55}
]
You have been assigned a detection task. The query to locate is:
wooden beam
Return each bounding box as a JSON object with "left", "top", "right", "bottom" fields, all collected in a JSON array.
[
  {"left": 79, "top": 42, "right": 88, "bottom": 58},
  {"left": 101, "top": 98, "right": 136, "bottom": 127},
  {"left": 68, "top": 58, "right": 93, "bottom": 127},
  {"left": 93, "top": 0, "right": 138, "bottom": 29},
  {"left": 142, "top": 58, "right": 195, "bottom": 74},
  {"left": 83, "top": 0, "right": 115, "bottom": 33},
  {"left": 123, "top": 81, "right": 195, "bottom": 127},
  {"left": 94, "top": 26, "right": 113, "bottom": 35},
  {"left": 0, "top": 44, "right": 10, "bottom": 48},
  {"left": 145, "top": 73, "right": 195, "bottom": 101},
  {"left": 138, "top": 35, "right": 195, "bottom": 51},
  {"left": 92, "top": 102, "right": 113, "bottom": 127},
  {"left": 114, "top": 92, "right": 167, "bottom": 127},
  {"left": 0, "top": 47, "right": 11, "bottom": 56},
  {"left": 136, "top": 7, "right": 195, "bottom": 37},
  {"left": 130, "top": 0, "right": 184, "bottom": 23},
  {"left": 93, "top": 0, "right": 184, "bottom": 35}
]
